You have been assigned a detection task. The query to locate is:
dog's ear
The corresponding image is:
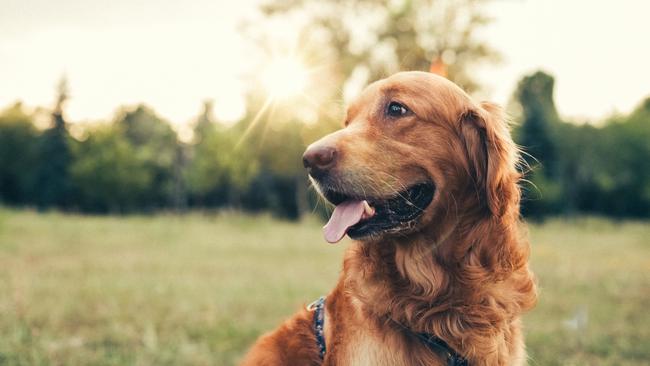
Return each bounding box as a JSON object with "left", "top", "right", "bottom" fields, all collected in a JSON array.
[{"left": 460, "top": 102, "right": 518, "bottom": 216}]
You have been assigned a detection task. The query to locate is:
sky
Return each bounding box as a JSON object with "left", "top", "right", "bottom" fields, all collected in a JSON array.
[
  {"left": 480, "top": 0, "right": 650, "bottom": 122},
  {"left": 1, "top": 0, "right": 649, "bottom": 128}
]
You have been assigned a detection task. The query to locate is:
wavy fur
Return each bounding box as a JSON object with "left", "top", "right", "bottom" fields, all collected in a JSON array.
[{"left": 241, "top": 71, "right": 537, "bottom": 366}]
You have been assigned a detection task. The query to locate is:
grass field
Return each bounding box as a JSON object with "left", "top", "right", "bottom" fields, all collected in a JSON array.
[{"left": 0, "top": 209, "right": 648, "bottom": 365}]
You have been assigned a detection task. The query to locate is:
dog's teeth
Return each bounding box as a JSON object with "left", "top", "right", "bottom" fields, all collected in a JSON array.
[{"left": 362, "top": 201, "right": 375, "bottom": 218}]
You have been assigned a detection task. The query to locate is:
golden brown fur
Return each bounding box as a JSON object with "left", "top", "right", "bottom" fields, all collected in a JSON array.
[{"left": 240, "top": 71, "right": 537, "bottom": 365}]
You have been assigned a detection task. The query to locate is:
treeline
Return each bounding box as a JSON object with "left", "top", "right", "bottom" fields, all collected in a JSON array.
[
  {"left": 1, "top": 71, "right": 649, "bottom": 218},
  {"left": 0, "top": 82, "right": 330, "bottom": 219},
  {"left": 515, "top": 71, "right": 650, "bottom": 218}
]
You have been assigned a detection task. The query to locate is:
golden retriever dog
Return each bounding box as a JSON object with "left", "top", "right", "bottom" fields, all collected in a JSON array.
[{"left": 240, "top": 71, "right": 537, "bottom": 366}]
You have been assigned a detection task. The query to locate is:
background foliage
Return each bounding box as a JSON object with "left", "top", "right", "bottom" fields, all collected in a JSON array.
[
  {"left": 2, "top": 75, "right": 648, "bottom": 219},
  {"left": 0, "top": 0, "right": 648, "bottom": 219}
]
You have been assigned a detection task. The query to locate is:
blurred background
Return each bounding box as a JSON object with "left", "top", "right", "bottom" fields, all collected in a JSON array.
[{"left": 0, "top": 0, "right": 648, "bottom": 365}]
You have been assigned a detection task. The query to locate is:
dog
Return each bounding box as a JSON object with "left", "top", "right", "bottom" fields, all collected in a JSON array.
[{"left": 240, "top": 71, "right": 537, "bottom": 365}]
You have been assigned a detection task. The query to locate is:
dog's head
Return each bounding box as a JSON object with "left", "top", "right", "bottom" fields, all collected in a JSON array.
[{"left": 304, "top": 71, "right": 519, "bottom": 243}]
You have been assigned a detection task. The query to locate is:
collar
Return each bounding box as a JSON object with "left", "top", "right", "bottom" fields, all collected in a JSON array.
[
  {"left": 415, "top": 332, "right": 468, "bottom": 366},
  {"left": 307, "top": 296, "right": 327, "bottom": 359},
  {"left": 308, "top": 296, "right": 468, "bottom": 365}
]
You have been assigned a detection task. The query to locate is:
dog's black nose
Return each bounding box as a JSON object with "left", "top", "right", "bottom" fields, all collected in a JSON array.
[{"left": 302, "top": 145, "right": 337, "bottom": 178}]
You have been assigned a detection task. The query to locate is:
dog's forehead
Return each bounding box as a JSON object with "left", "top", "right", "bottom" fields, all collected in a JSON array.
[
  {"left": 345, "top": 77, "right": 413, "bottom": 120},
  {"left": 346, "top": 81, "right": 383, "bottom": 120},
  {"left": 346, "top": 72, "right": 471, "bottom": 123}
]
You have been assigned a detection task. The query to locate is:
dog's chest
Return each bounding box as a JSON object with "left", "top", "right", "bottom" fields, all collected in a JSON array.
[
  {"left": 332, "top": 328, "right": 445, "bottom": 366},
  {"left": 336, "top": 331, "right": 411, "bottom": 366}
]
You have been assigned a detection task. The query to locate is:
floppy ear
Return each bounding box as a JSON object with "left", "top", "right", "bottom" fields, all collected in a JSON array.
[{"left": 460, "top": 102, "right": 519, "bottom": 217}]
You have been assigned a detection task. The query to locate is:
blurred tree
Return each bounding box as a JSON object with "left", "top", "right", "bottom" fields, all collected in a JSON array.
[
  {"left": 70, "top": 124, "right": 152, "bottom": 212},
  {"left": 513, "top": 71, "right": 563, "bottom": 217},
  {"left": 259, "top": 0, "right": 498, "bottom": 92},
  {"left": 33, "top": 77, "right": 73, "bottom": 209},
  {"left": 594, "top": 99, "right": 650, "bottom": 216},
  {"left": 171, "top": 144, "right": 189, "bottom": 212},
  {"left": 552, "top": 122, "right": 601, "bottom": 215},
  {"left": 0, "top": 103, "right": 40, "bottom": 205},
  {"left": 193, "top": 100, "right": 217, "bottom": 144},
  {"left": 514, "top": 71, "right": 560, "bottom": 173},
  {"left": 115, "top": 104, "right": 180, "bottom": 209},
  {"left": 514, "top": 70, "right": 650, "bottom": 218},
  {"left": 185, "top": 104, "right": 259, "bottom": 208},
  {"left": 242, "top": 119, "right": 310, "bottom": 218}
]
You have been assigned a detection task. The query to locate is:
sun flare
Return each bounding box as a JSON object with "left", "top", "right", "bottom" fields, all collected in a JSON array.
[{"left": 261, "top": 56, "right": 309, "bottom": 99}]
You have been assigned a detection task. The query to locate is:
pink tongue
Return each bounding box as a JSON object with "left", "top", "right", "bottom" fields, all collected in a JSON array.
[{"left": 323, "top": 200, "right": 367, "bottom": 244}]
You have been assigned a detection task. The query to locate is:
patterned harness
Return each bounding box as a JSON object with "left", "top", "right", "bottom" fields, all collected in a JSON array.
[{"left": 307, "top": 296, "right": 468, "bottom": 366}]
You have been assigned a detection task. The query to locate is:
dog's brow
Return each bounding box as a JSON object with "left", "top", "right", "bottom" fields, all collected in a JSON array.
[
  {"left": 382, "top": 86, "right": 401, "bottom": 95},
  {"left": 343, "top": 111, "right": 352, "bottom": 127},
  {"left": 346, "top": 102, "right": 363, "bottom": 124}
]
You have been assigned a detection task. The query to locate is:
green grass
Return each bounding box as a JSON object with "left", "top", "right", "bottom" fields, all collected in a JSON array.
[{"left": 0, "top": 209, "right": 648, "bottom": 365}]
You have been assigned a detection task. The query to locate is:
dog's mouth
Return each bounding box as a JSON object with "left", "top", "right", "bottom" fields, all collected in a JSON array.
[{"left": 321, "top": 182, "right": 435, "bottom": 243}]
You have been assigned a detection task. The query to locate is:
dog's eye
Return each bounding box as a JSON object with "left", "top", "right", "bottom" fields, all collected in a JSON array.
[{"left": 386, "top": 101, "right": 409, "bottom": 117}]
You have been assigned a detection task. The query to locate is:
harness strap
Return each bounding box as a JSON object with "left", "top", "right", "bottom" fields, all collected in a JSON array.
[
  {"left": 416, "top": 332, "right": 469, "bottom": 366},
  {"left": 307, "top": 296, "right": 468, "bottom": 365},
  {"left": 307, "top": 296, "right": 327, "bottom": 359}
]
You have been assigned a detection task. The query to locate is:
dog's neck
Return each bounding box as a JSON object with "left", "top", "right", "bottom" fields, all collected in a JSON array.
[{"left": 341, "top": 213, "right": 536, "bottom": 364}]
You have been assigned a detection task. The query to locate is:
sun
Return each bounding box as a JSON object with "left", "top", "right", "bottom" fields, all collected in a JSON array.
[
  {"left": 261, "top": 56, "right": 309, "bottom": 99},
  {"left": 237, "top": 54, "right": 317, "bottom": 147}
]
